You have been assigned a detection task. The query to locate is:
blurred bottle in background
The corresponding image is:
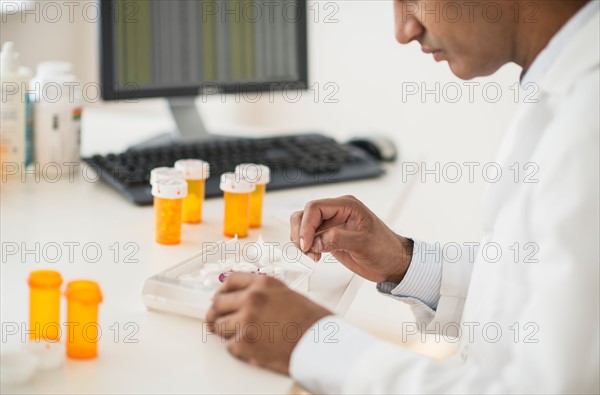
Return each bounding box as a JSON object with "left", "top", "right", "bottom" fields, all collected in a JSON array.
[
  {"left": 0, "top": 41, "right": 32, "bottom": 178},
  {"left": 30, "top": 61, "right": 82, "bottom": 174}
]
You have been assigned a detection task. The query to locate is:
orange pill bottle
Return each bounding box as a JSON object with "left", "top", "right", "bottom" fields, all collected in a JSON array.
[
  {"left": 235, "top": 163, "right": 271, "bottom": 228},
  {"left": 65, "top": 280, "right": 103, "bottom": 359},
  {"left": 175, "top": 159, "right": 210, "bottom": 224},
  {"left": 152, "top": 178, "right": 188, "bottom": 245},
  {"left": 220, "top": 172, "right": 255, "bottom": 238},
  {"left": 28, "top": 270, "right": 63, "bottom": 341}
]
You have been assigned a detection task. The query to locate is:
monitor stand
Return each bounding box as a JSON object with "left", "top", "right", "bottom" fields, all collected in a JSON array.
[{"left": 128, "top": 97, "right": 227, "bottom": 151}]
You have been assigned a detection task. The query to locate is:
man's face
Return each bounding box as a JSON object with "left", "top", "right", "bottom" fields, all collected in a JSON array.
[{"left": 394, "top": 0, "right": 516, "bottom": 79}]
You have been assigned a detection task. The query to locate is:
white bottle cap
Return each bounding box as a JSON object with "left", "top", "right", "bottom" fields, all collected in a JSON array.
[
  {"left": 235, "top": 163, "right": 271, "bottom": 184},
  {"left": 219, "top": 172, "right": 256, "bottom": 194},
  {"left": 23, "top": 341, "right": 64, "bottom": 371},
  {"left": 0, "top": 351, "right": 38, "bottom": 385},
  {"left": 36, "top": 61, "right": 73, "bottom": 76},
  {"left": 151, "top": 178, "right": 188, "bottom": 199},
  {"left": 150, "top": 167, "right": 184, "bottom": 185},
  {"left": 33, "top": 61, "right": 79, "bottom": 87},
  {"left": 174, "top": 159, "right": 210, "bottom": 180},
  {"left": 19, "top": 66, "right": 32, "bottom": 79}
]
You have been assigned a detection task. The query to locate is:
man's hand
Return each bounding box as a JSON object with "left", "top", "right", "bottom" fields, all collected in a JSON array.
[
  {"left": 205, "top": 273, "right": 331, "bottom": 375},
  {"left": 290, "top": 195, "right": 414, "bottom": 283}
]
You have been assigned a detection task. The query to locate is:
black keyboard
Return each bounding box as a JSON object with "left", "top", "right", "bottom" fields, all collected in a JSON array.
[{"left": 84, "top": 133, "right": 384, "bottom": 205}]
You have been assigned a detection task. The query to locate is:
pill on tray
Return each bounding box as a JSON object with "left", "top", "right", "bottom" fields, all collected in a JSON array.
[
  {"left": 232, "top": 264, "right": 258, "bottom": 273},
  {"left": 259, "top": 267, "right": 274, "bottom": 276},
  {"left": 203, "top": 263, "right": 221, "bottom": 271},
  {"left": 203, "top": 278, "right": 222, "bottom": 288},
  {"left": 274, "top": 267, "right": 285, "bottom": 280},
  {"left": 178, "top": 274, "right": 197, "bottom": 283},
  {"left": 199, "top": 268, "right": 221, "bottom": 278},
  {"left": 220, "top": 263, "right": 235, "bottom": 272}
]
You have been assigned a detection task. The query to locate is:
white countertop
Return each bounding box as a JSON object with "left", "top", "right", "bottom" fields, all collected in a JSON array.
[{"left": 1, "top": 103, "right": 415, "bottom": 393}]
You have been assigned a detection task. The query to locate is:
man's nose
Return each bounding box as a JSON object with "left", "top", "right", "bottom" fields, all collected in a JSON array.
[{"left": 394, "top": 1, "right": 424, "bottom": 44}]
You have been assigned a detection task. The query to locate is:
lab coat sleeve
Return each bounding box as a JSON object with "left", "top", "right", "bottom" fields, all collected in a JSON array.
[
  {"left": 377, "top": 240, "right": 476, "bottom": 335},
  {"left": 290, "top": 316, "right": 475, "bottom": 394}
]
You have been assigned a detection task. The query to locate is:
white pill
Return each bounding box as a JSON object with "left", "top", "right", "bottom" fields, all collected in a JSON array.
[
  {"left": 245, "top": 244, "right": 261, "bottom": 260},
  {"left": 220, "top": 263, "right": 235, "bottom": 272},
  {"left": 199, "top": 268, "right": 221, "bottom": 279},
  {"left": 262, "top": 251, "right": 283, "bottom": 264},
  {"left": 178, "top": 274, "right": 196, "bottom": 283},
  {"left": 259, "top": 267, "right": 275, "bottom": 276},
  {"left": 274, "top": 267, "right": 285, "bottom": 280},
  {"left": 219, "top": 258, "right": 239, "bottom": 266},
  {"left": 233, "top": 264, "right": 258, "bottom": 273},
  {"left": 203, "top": 278, "right": 221, "bottom": 288},
  {"left": 203, "top": 263, "right": 221, "bottom": 272}
]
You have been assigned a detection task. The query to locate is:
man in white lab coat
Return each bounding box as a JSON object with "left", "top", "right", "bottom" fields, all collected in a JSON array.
[{"left": 206, "top": 0, "right": 599, "bottom": 393}]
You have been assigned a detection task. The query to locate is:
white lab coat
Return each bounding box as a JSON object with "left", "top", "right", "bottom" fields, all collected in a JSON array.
[{"left": 291, "top": 6, "right": 599, "bottom": 395}]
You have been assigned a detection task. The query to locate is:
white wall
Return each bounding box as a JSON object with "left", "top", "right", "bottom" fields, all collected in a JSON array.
[
  {"left": 1, "top": 0, "right": 522, "bottom": 248},
  {"left": 0, "top": 0, "right": 98, "bottom": 81}
]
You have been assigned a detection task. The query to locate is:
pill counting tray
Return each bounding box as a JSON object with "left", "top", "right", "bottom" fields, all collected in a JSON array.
[{"left": 142, "top": 237, "right": 313, "bottom": 320}]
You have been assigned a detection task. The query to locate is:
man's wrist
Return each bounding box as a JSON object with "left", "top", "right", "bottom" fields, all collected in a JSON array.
[{"left": 384, "top": 236, "right": 414, "bottom": 283}]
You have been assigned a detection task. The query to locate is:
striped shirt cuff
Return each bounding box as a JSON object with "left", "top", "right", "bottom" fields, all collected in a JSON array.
[{"left": 377, "top": 240, "right": 443, "bottom": 310}]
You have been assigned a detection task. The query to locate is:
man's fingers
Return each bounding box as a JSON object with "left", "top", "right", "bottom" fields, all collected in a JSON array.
[
  {"left": 212, "top": 313, "right": 244, "bottom": 340},
  {"left": 289, "top": 210, "right": 303, "bottom": 248},
  {"left": 306, "top": 251, "right": 321, "bottom": 262},
  {"left": 216, "top": 272, "right": 258, "bottom": 295},
  {"left": 313, "top": 227, "right": 364, "bottom": 253},
  {"left": 213, "top": 312, "right": 261, "bottom": 345},
  {"left": 299, "top": 198, "right": 355, "bottom": 252},
  {"left": 205, "top": 291, "right": 246, "bottom": 326},
  {"left": 291, "top": 210, "right": 327, "bottom": 261}
]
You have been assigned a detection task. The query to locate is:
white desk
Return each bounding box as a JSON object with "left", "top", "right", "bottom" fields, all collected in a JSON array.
[{"left": 1, "top": 104, "right": 413, "bottom": 394}]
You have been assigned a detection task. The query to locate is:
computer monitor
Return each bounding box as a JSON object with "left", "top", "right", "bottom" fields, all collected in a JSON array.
[{"left": 100, "top": 0, "right": 308, "bottom": 141}]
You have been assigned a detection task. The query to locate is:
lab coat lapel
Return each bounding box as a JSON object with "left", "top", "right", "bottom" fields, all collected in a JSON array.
[
  {"left": 480, "top": 94, "right": 550, "bottom": 237},
  {"left": 480, "top": 8, "right": 600, "bottom": 237},
  {"left": 540, "top": 11, "right": 600, "bottom": 95}
]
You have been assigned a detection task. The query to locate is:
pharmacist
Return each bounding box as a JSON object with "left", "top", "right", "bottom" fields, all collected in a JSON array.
[{"left": 206, "top": 1, "right": 599, "bottom": 393}]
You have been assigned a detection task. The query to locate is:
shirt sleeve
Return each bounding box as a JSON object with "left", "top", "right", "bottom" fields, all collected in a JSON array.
[
  {"left": 377, "top": 239, "right": 443, "bottom": 310},
  {"left": 377, "top": 239, "right": 476, "bottom": 335}
]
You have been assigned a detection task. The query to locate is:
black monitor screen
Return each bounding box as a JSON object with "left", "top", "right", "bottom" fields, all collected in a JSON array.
[{"left": 100, "top": 0, "right": 308, "bottom": 100}]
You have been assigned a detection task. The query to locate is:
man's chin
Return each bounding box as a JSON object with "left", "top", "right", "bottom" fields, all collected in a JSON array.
[
  {"left": 448, "top": 62, "right": 479, "bottom": 80},
  {"left": 448, "top": 61, "right": 500, "bottom": 80}
]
